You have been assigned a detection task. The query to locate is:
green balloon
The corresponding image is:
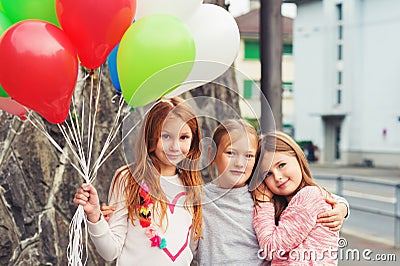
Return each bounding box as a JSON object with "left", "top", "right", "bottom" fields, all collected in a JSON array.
[
  {"left": 1, "top": 0, "right": 59, "bottom": 26},
  {"left": 0, "top": 11, "right": 11, "bottom": 98},
  {"left": 0, "top": 10, "right": 11, "bottom": 35},
  {"left": 0, "top": 2, "right": 4, "bottom": 13},
  {"left": 0, "top": 86, "right": 8, "bottom": 97},
  {"left": 117, "top": 14, "right": 195, "bottom": 107}
]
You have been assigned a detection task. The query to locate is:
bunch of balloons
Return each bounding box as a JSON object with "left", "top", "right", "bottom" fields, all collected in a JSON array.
[
  {"left": 0, "top": 0, "right": 239, "bottom": 124},
  {"left": 111, "top": 0, "right": 240, "bottom": 106}
]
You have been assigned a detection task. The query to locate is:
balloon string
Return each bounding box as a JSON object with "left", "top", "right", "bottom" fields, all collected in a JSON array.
[
  {"left": 86, "top": 74, "right": 94, "bottom": 168},
  {"left": 66, "top": 68, "right": 99, "bottom": 266},
  {"left": 25, "top": 111, "right": 90, "bottom": 266},
  {"left": 24, "top": 65, "right": 129, "bottom": 265},
  {"left": 90, "top": 96, "right": 133, "bottom": 179},
  {"left": 93, "top": 113, "right": 140, "bottom": 176},
  {"left": 68, "top": 66, "right": 125, "bottom": 266},
  {"left": 23, "top": 67, "right": 93, "bottom": 265},
  {"left": 80, "top": 94, "right": 86, "bottom": 150},
  {"left": 24, "top": 113, "right": 85, "bottom": 179},
  {"left": 89, "top": 94, "right": 124, "bottom": 177},
  {"left": 87, "top": 67, "right": 102, "bottom": 174},
  {"left": 67, "top": 68, "right": 97, "bottom": 266},
  {"left": 57, "top": 123, "right": 88, "bottom": 176},
  {"left": 67, "top": 205, "right": 88, "bottom": 266},
  {"left": 76, "top": 73, "right": 90, "bottom": 83},
  {"left": 70, "top": 92, "right": 86, "bottom": 168}
]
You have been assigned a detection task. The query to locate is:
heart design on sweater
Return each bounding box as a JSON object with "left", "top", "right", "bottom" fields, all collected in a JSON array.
[
  {"left": 167, "top": 191, "right": 186, "bottom": 214},
  {"left": 163, "top": 225, "right": 192, "bottom": 262},
  {"left": 162, "top": 191, "right": 192, "bottom": 262}
]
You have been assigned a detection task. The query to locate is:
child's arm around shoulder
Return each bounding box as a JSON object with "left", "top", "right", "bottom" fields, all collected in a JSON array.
[
  {"left": 330, "top": 194, "right": 350, "bottom": 218},
  {"left": 317, "top": 193, "right": 349, "bottom": 231},
  {"left": 253, "top": 186, "right": 325, "bottom": 255}
]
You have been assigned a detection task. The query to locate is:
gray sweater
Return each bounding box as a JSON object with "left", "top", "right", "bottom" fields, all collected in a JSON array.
[{"left": 196, "top": 183, "right": 269, "bottom": 266}]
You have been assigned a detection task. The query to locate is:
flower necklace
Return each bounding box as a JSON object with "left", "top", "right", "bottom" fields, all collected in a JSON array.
[{"left": 138, "top": 184, "right": 167, "bottom": 249}]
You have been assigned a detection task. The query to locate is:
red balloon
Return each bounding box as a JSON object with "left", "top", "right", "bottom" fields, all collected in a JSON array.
[
  {"left": 0, "top": 97, "right": 27, "bottom": 119},
  {"left": 56, "top": 0, "right": 136, "bottom": 69},
  {"left": 0, "top": 20, "right": 78, "bottom": 124}
]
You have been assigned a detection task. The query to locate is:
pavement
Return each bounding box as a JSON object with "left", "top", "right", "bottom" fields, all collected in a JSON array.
[
  {"left": 337, "top": 232, "right": 400, "bottom": 265},
  {"left": 310, "top": 163, "right": 400, "bottom": 182},
  {"left": 309, "top": 163, "right": 400, "bottom": 265}
]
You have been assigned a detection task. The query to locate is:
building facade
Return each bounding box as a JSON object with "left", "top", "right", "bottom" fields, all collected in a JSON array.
[
  {"left": 234, "top": 7, "right": 295, "bottom": 135},
  {"left": 292, "top": 0, "right": 400, "bottom": 167}
]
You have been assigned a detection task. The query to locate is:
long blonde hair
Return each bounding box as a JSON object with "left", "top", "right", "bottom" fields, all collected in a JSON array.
[
  {"left": 254, "top": 131, "right": 320, "bottom": 224},
  {"left": 111, "top": 97, "right": 203, "bottom": 239}
]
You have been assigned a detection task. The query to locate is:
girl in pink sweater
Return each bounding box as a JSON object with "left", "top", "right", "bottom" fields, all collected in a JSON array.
[{"left": 252, "top": 131, "right": 339, "bottom": 265}]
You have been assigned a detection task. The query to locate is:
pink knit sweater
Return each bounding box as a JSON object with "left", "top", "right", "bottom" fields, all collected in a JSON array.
[{"left": 253, "top": 186, "right": 339, "bottom": 265}]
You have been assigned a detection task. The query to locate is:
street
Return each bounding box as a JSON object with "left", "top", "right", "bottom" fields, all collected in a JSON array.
[
  {"left": 310, "top": 164, "right": 400, "bottom": 265},
  {"left": 314, "top": 177, "right": 396, "bottom": 244}
]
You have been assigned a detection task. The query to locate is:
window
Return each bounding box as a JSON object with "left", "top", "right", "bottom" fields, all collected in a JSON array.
[
  {"left": 335, "top": 126, "right": 341, "bottom": 160},
  {"left": 338, "top": 25, "right": 343, "bottom": 40},
  {"left": 244, "top": 41, "right": 293, "bottom": 59},
  {"left": 283, "top": 44, "right": 293, "bottom": 55},
  {"left": 244, "top": 40, "right": 260, "bottom": 59},
  {"left": 283, "top": 82, "right": 293, "bottom": 93},
  {"left": 336, "top": 89, "right": 342, "bottom": 105},
  {"left": 283, "top": 124, "right": 295, "bottom": 137},
  {"left": 335, "top": 2, "right": 344, "bottom": 106},
  {"left": 336, "top": 3, "right": 343, "bottom": 21},
  {"left": 337, "top": 44, "right": 342, "bottom": 60},
  {"left": 243, "top": 80, "right": 261, "bottom": 99}
]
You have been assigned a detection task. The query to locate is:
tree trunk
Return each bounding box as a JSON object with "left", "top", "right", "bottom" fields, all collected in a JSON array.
[{"left": 0, "top": 1, "right": 239, "bottom": 264}]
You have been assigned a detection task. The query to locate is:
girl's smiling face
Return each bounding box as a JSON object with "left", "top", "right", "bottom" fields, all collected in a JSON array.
[
  {"left": 213, "top": 132, "right": 258, "bottom": 189},
  {"left": 260, "top": 151, "right": 302, "bottom": 198},
  {"left": 155, "top": 116, "right": 193, "bottom": 176}
]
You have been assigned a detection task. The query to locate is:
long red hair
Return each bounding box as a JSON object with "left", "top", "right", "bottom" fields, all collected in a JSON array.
[{"left": 110, "top": 97, "right": 203, "bottom": 239}]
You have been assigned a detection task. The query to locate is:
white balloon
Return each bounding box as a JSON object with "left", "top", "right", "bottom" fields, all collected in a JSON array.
[
  {"left": 135, "top": 0, "right": 203, "bottom": 21},
  {"left": 167, "top": 4, "right": 240, "bottom": 97}
]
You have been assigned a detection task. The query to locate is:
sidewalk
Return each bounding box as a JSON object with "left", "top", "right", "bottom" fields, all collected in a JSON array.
[
  {"left": 338, "top": 233, "right": 400, "bottom": 265},
  {"left": 309, "top": 163, "right": 400, "bottom": 265},
  {"left": 310, "top": 163, "right": 400, "bottom": 182}
]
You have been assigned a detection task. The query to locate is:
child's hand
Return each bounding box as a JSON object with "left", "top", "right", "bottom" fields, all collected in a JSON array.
[
  {"left": 101, "top": 203, "right": 115, "bottom": 222},
  {"left": 254, "top": 182, "right": 273, "bottom": 202},
  {"left": 73, "top": 184, "right": 101, "bottom": 223},
  {"left": 317, "top": 196, "right": 348, "bottom": 231}
]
